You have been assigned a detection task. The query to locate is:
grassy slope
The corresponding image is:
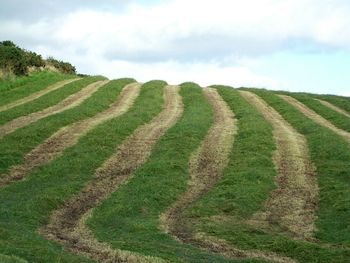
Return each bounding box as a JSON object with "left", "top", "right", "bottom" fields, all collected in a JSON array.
[
  {"left": 0, "top": 78, "right": 131, "bottom": 174},
  {"left": 0, "top": 80, "right": 165, "bottom": 263},
  {"left": 250, "top": 89, "right": 350, "bottom": 245},
  {"left": 0, "top": 71, "right": 74, "bottom": 105},
  {"left": 0, "top": 76, "right": 105, "bottom": 125},
  {"left": 0, "top": 254, "right": 27, "bottom": 263},
  {"left": 278, "top": 92, "right": 350, "bottom": 132},
  {"left": 185, "top": 87, "right": 350, "bottom": 263},
  {"left": 88, "top": 83, "right": 250, "bottom": 263},
  {"left": 313, "top": 94, "right": 350, "bottom": 113}
]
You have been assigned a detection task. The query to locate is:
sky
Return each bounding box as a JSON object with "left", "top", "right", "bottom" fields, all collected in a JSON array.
[{"left": 0, "top": 0, "right": 350, "bottom": 96}]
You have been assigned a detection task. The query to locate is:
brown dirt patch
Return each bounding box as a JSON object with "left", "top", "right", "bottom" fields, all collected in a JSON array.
[
  {"left": 0, "top": 80, "right": 108, "bottom": 139},
  {"left": 0, "top": 82, "right": 140, "bottom": 188},
  {"left": 240, "top": 91, "right": 319, "bottom": 241},
  {"left": 40, "top": 85, "right": 183, "bottom": 263},
  {"left": 279, "top": 95, "right": 350, "bottom": 145},
  {"left": 0, "top": 78, "right": 80, "bottom": 112},
  {"left": 316, "top": 99, "right": 350, "bottom": 118}
]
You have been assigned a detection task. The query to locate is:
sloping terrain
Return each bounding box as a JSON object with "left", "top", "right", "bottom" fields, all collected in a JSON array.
[{"left": 0, "top": 73, "right": 349, "bottom": 263}]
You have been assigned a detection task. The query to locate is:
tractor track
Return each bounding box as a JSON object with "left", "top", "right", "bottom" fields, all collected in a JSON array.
[
  {"left": 0, "top": 82, "right": 140, "bottom": 188},
  {"left": 40, "top": 85, "right": 183, "bottom": 263},
  {"left": 0, "top": 80, "right": 108, "bottom": 139}
]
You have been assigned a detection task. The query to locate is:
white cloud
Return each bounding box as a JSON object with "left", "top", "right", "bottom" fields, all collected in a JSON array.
[{"left": 1, "top": 0, "right": 350, "bottom": 94}]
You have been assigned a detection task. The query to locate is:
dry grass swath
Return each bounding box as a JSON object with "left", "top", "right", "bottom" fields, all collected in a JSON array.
[
  {"left": 279, "top": 95, "right": 350, "bottom": 145},
  {"left": 315, "top": 99, "right": 350, "bottom": 118},
  {"left": 0, "top": 80, "right": 108, "bottom": 139},
  {"left": 0, "top": 82, "right": 141, "bottom": 188},
  {"left": 240, "top": 90, "right": 319, "bottom": 241},
  {"left": 40, "top": 85, "right": 183, "bottom": 263},
  {"left": 160, "top": 88, "right": 296, "bottom": 263},
  {"left": 0, "top": 78, "right": 80, "bottom": 112}
]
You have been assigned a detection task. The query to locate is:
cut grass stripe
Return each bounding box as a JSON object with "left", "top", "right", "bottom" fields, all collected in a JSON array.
[
  {"left": 42, "top": 85, "right": 183, "bottom": 263},
  {"left": 239, "top": 90, "right": 318, "bottom": 241},
  {"left": 0, "top": 80, "right": 165, "bottom": 263},
  {"left": 0, "top": 78, "right": 80, "bottom": 112},
  {"left": 0, "top": 72, "right": 73, "bottom": 106},
  {"left": 0, "top": 76, "right": 105, "bottom": 125},
  {"left": 87, "top": 83, "right": 243, "bottom": 263},
  {"left": 0, "top": 80, "right": 108, "bottom": 138},
  {"left": 0, "top": 82, "right": 141, "bottom": 188},
  {"left": 313, "top": 94, "right": 350, "bottom": 114},
  {"left": 185, "top": 87, "right": 350, "bottom": 263},
  {"left": 277, "top": 92, "right": 350, "bottom": 133},
  {"left": 255, "top": 90, "right": 350, "bottom": 245},
  {"left": 316, "top": 99, "right": 350, "bottom": 118},
  {"left": 0, "top": 78, "right": 131, "bottom": 174},
  {"left": 279, "top": 95, "right": 350, "bottom": 145}
]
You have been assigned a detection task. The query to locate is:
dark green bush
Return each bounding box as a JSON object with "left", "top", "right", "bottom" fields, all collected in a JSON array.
[{"left": 0, "top": 40, "right": 76, "bottom": 76}]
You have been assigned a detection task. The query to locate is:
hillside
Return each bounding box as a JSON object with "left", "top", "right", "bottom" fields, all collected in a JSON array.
[{"left": 0, "top": 72, "right": 349, "bottom": 263}]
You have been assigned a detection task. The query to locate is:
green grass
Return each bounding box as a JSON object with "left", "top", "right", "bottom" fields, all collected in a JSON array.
[
  {"left": 277, "top": 91, "right": 350, "bottom": 132},
  {"left": 0, "top": 71, "right": 74, "bottom": 105},
  {"left": 0, "top": 76, "right": 105, "bottom": 125},
  {"left": 0, "top": 80, "right": 165, "bottom": 263},
  {"left": 182, "top": 87, "right": 350, "bottom": 263},
  {"left": 249, "top": 89, "right": 350, "bottom": 245},
  {"left": 0, "top": 78, "right": 133, "bottom": 174},
  {"left": 87, "top": 83, "right": 251, "bottom": 262},
  {"left": 313, "top": 93, "right": 350, "bottom": 113},
  {"left": 0, "top": 254, "right": 27, "bottom": 263}
]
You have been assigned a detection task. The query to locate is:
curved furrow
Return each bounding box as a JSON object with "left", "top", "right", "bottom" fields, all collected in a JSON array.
[
  {"left": 161, "top": 88, "right": 296, "bottom": 263},
  {"left": 240, "top": 90, "right": 319, "bottom": 241},
  {"left": 0, "top": 82, "right": 141, "bottom": 188},
  {"left": 40, "top": 85, "right": 183, "bottom": 263},
  {"left": 316, "top": 99, "right": 350, "bottom": 119},
  {"left": 0, "top": 78, "right": 80, "bottom": 112},
  {"left": 279, "top": 95, "right": 350, "bottom": 144},
  {"left": 0, "top": 80, "right": 109, "bottom": 138}
]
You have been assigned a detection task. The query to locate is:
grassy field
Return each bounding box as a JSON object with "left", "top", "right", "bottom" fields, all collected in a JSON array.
[
  {"left": 0, "top": 74, "right": 349, "bottom": 263},
  {"left": 0, "top": 71, "right": 75, "bottom": 106}
]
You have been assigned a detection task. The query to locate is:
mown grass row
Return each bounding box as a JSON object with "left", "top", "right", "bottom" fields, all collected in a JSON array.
[
  {"left": 0, "top": 71, "right": 74, "bottom": 105},
  {"left": 187, "top": 87, "right": 349, "bottom": 262},
  {"left": 0, "top": 78, "right": 133, "bottom": 174},
  {"left": 0, "top": 76, "right": 105, "bottom": 125},
  {"left": 250, "top": 89, "right": 350, "bottom": 246},
  {"left": 277, "top": 91, "right": 350, "bottom": 132},
  {"left": 0, "top": 81, "right": 165, "bottom": 262},
  {"left": 313, "top": 93, "right": 350, "bottom": 113},
  {"left": 182, "top": 87, "right": 350, "bottom": 263},
  {"left": 87, "top": 83, "right": 246, "bottom": 263}
]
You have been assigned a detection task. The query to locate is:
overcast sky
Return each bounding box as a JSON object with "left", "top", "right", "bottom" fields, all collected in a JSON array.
[{"left": 1, "top": 0, "right": 350, "bottom": 96}]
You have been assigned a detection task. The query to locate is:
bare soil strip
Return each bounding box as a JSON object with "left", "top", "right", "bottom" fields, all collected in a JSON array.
[
  {"left": 40, "top": 85, "right": 183, "bottom": 263},
  {"left": 0, "top": 82, "right": 141, "bottom": 188},
  {"left": 240, "top": 91, "right": 319, "bottom": 241},
  {"left": 316, "top": 99, "right": 350, "bottom": 118},
  {"left": 279, "top": 95, "right": 350, "bottom": 145},
  {"left": 160, "top": 88, "right": 296, "bottom": 263},
  {"left": 0, "top": 78, "right": 80, "bottom": 112},
  {"left": 0, "top": 80, "right": 109, "bottom": 139}
]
